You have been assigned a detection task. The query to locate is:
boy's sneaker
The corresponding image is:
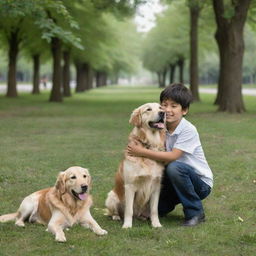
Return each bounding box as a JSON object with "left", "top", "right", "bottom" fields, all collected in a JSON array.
[{"left": 183, "top": 213, "right": 205, "bottom": 227}]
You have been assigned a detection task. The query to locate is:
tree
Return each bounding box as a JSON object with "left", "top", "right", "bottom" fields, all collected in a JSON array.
[
  {"left": 62, "top": 49, "right": 71, "bottom": 97},
  {"left": 70, "top": 1, "right": 141, "bottom": 91},
  {"left": 0, "top": 0, "right": 30, "bottom": 97},
  {"left": 0, "top": 0, "right": 81, "bottom": 101},
  {"left": 95, "top": 13, "right": 141, "bottom": 87},
  {"left": 187, "top": 0, "right": 205, "bottom": 101},
  {"left": 162, "top": 0, "right": 205, "bottom": 97},
  {"left": 21, "top": 18, "right": 49, "bottom": 95},
  {"left": 38, "top": 5, "right": 83, "bottom": 102},
  {"left": 212, "top": 0, "right": 251, "bottom": 113},
  {"left": 245, "top": 2, "right": 256, "bottom": 84},
  {"left": 243, "top": 25, "right": 256, "bottom": 84},
  {"left": 142, "top": 2, "right": 189, "bottom": 87}
]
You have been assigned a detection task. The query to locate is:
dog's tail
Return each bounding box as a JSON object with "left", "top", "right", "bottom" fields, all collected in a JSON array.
[{"left": 0, "top": 212, "right": 18, "bottom": 223}]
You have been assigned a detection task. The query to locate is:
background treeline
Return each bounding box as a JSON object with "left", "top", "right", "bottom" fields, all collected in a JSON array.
[
  {"left": 0, "top": 0, "right": 256, "bottom": 113},
  {"left": 143, "top": 0, "right": 255, "bottom": 112},
  {"left": 0, "top": 0, "right": 143, "bottom": 101}
]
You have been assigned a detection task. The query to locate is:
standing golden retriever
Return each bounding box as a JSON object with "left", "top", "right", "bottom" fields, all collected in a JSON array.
[
  {"left": 105, "top": 103, "right": 165, "bottom": 228},
  {"left": 0, "top": 166, "right": 107, "bottom": 242}
]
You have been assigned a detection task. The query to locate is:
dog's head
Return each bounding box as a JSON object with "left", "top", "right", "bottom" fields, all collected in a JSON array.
[
  {"left": 129, "top": 103, "right": 165, "bottom": 130},
  {"left": 55, "top": 166, "right": 91, "bottom": 201}
]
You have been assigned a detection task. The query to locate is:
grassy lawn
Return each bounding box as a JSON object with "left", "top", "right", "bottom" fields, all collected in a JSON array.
[{"left": 0, "top": 86, "right": 256, "bottom": 256}]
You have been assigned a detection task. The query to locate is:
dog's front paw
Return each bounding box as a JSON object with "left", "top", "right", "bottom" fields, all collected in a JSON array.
[
  {"left": 152, "top": 221, "right": 162, "bottom": 228},
  {"left": 112, "top": 215, "right": 121, "bottom": 221},
  {"left": 122, "top": 223, "right": 132, "bottom": 229},
  {"left": 96, "top": 229, "right": 108, "bottom": 235},
  {"left": 55, "top": 234, "right": 67, "bottom": 242},
  {"left": 68, "top": 219, "right": 75, "bottom": 226}
]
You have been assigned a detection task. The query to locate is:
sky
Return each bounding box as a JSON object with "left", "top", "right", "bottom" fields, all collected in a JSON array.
[{"left": 134, "top": 0, "right": 164, "bottom": 32}]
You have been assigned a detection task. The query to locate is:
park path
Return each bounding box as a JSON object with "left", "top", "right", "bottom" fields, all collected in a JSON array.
[
  {"left": 0, "top": 84, "right": 256, "bottom": 96},
  {"left": 199, "top": 87, "right": 256, "bottom": 96}
]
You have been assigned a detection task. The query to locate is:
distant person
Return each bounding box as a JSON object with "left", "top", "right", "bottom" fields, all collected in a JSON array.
[
  {"left": 127, "top": 83, "right": 213, "bottom": 226},
  {"left": 41, "top": 76, "right": 47, "bottom": 89}
]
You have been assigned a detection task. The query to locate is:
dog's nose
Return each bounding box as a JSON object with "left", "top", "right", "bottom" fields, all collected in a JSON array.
[
  {"left": 159, "top": 111, "right": 165, "bottom": 119},
  {"left": 81, "top": 185, "right": 88, "bottom": 192}
]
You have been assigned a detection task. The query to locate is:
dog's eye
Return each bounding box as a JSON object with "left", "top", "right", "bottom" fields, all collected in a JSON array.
[
  {"left": 83, "top": 175, "right": 87, "bottom": 178},
  {"left": 71, "top": 176, "right": 76, "bottom": 179},
  {"left": 146, "top": 108, "right": 152, "bottom": 111}
]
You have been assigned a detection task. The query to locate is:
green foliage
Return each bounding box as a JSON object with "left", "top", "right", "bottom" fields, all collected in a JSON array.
[
  {"left": 35, "top": 16, "right": 83, "bottom": 49},
  {"left": 92, "top": 0, "right": 145, "bottom": 17},
  {"left": 99, "top": 13, "right": 141, "bottom": 74},
  {"left": 0, "top": 0, "right": 39, "bottom": 17},
  {"left": 71, "top": 2, "right": 113, "bottom": 68},
  {"left": 0, "top": 0, "right": 144, "bottom": 78},
  {"left": 247, "top": 1, "right": 256, "bottom": 38},
  {"left": 142, "top": 0, "right": 189, "bottom": 72},
  {"left": 0, "top": 0, "right": 83, "bottom": 50},
  {"left": 34, "top": 1, "right": 83, "bottom": 49},
  {"left": 70, "top": 2, "right": 141, "bottom": 75},
  {"left": 243, "top": 24, "right": 256, "bottom": 77},
  {"left": 186, "top": 0, "right": 207, "bottom": 10},
  {"left": 222, "top": 0, "right": 236, "bottom": 20},
  {"left": 248, "top": 0, "right": 256, "bottom": 26}
]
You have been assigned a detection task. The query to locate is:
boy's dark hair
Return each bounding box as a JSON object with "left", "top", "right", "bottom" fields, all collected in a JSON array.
[{"left": 160, "top": 83, "right": 193, "bottom": 109}]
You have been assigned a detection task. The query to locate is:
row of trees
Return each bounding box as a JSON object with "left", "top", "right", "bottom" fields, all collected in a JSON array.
[
  {"left": 0, "top": 0, "right": 143, "bottom": 102},
  {"left": 1, "top": 0, "right": 256, "bottom": 113},
  {"left": 143, "top": 0, "right": 254, "bottom": 113}
]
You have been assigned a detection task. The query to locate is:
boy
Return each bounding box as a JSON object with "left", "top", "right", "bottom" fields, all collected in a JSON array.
[{"left": 127, "top": 83, "right": 213, "bottom": 227}]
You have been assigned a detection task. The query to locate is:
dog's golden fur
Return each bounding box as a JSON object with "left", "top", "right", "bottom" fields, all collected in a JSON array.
[
  {"left": 0, "top": 166, "right": 107, "bottom": 242},
  {"left": 105, "top": 103, "right": 165, "bottom": 228}
]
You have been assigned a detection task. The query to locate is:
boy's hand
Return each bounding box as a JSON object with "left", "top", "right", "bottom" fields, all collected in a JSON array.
[{"left": 127, "top": 141, "right": 145, "bottom": 157}]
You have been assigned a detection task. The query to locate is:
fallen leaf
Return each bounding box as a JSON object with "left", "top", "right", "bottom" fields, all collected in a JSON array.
[{"left": 238, "top": 216, "right": 244, "bottom": 222}]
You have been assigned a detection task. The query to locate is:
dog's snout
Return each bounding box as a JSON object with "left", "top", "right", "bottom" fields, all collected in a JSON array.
[
  {"left": 159, "top": 111, "right": 165, "bottom": 119},
  {"left": 81, "top": 185, "right": 88, "bottom": 192}
]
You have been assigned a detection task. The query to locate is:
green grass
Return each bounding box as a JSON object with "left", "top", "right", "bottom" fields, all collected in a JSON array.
[{"left": 0, "top": 86, "right": 256, "bottom": 256}]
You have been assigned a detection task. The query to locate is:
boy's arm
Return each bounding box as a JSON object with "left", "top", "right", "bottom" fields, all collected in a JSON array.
[{"left": 127, "top": 142, "right": 183, "bottom": 164}]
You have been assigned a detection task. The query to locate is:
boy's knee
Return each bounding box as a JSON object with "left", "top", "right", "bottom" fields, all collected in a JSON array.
[{"left": 165, "top": 161, "right": 183, "bottom": 180}]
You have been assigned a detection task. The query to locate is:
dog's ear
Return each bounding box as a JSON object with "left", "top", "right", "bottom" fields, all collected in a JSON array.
[
  {"left": 55, "top": 172, "right": 66, "bottom": 194},
  {"left": 129, "top": 108, "right": 142, "bottom": 127}
]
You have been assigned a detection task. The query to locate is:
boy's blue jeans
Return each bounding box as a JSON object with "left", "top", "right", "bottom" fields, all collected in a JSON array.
[{"left": 158, "top": 161, "right": 211, "bottom": 220}]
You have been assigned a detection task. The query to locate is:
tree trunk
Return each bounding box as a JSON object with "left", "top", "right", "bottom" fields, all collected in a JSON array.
[
  {"left": 32, "top": 54, "right": 40, "bottom": 94},
  {"left": 111, "top": 73, "right": 119, "bottom": 85},
  {"left": 86, "top": 64, "right": 94, "bottom": 90},
  {"left": 169, "top": 64, "right": 176, "bottom": 84},
  {"left": 96, "top": 72, "right": 101, "bottom": 87},
  {"left": 157, "top": 72, "right": 161, "bottom": 87},
  {"left": 213, "top": 0, "right": 250, "bottom": 113},
  {"left": 162, "top": 68, "right": 167, "bottom": 88},
  {"left": 75, "top": 62, "right": 83, "bottom": 92},
  {"left": 102, "top": 72, "right": 107, "bottom": 87},
  {"left": 75, "top": 62, "right": 93, "bottom": 92},
  {"left": 189, "top": 3, "right": 200, "bottom": 101},
  {"left": 157, "top": 69, "right": 167, "bottom": 88},
  {"left": 177, "top": 58, "right": 184, "bottom": 84},
  {"left": 49, "top": 37, "right": 62, "bottom": 102},
  {"left": 6, "top": 30, "right": 19, "bottom": 98},
  {"left": 62, "top": 51, "right": 71, "bottom": 97},
  {"left": 96, "top": 71, "right": 107, "bottom": 87},
  {"left": 253, "top": 73, "right": 256, "bottom": 84}
]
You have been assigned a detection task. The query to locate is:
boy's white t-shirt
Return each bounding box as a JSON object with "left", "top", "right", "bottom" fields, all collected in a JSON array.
[{"left": 165, "top": 118, "right": 213, "bottom": 188}]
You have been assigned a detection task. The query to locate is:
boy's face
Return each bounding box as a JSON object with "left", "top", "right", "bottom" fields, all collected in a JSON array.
[{"left": 161, "top": 99, "right": 188, "bottom": 126}]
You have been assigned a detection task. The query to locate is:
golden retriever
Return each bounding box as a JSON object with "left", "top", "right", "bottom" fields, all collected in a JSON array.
[
  {"left": 105, "top": 103, "right": 165, "bottom": 228},
  {"left": 0, "top": 166, "right": 107, "bottom": 242}
]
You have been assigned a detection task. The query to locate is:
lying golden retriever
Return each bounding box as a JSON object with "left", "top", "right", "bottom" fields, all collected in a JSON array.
[
  {"left": 105, "top": 103, "right": 165, "bottom": 228},
  {"left": 0, "top": 166, "right": 107, "bottom": 242}
]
